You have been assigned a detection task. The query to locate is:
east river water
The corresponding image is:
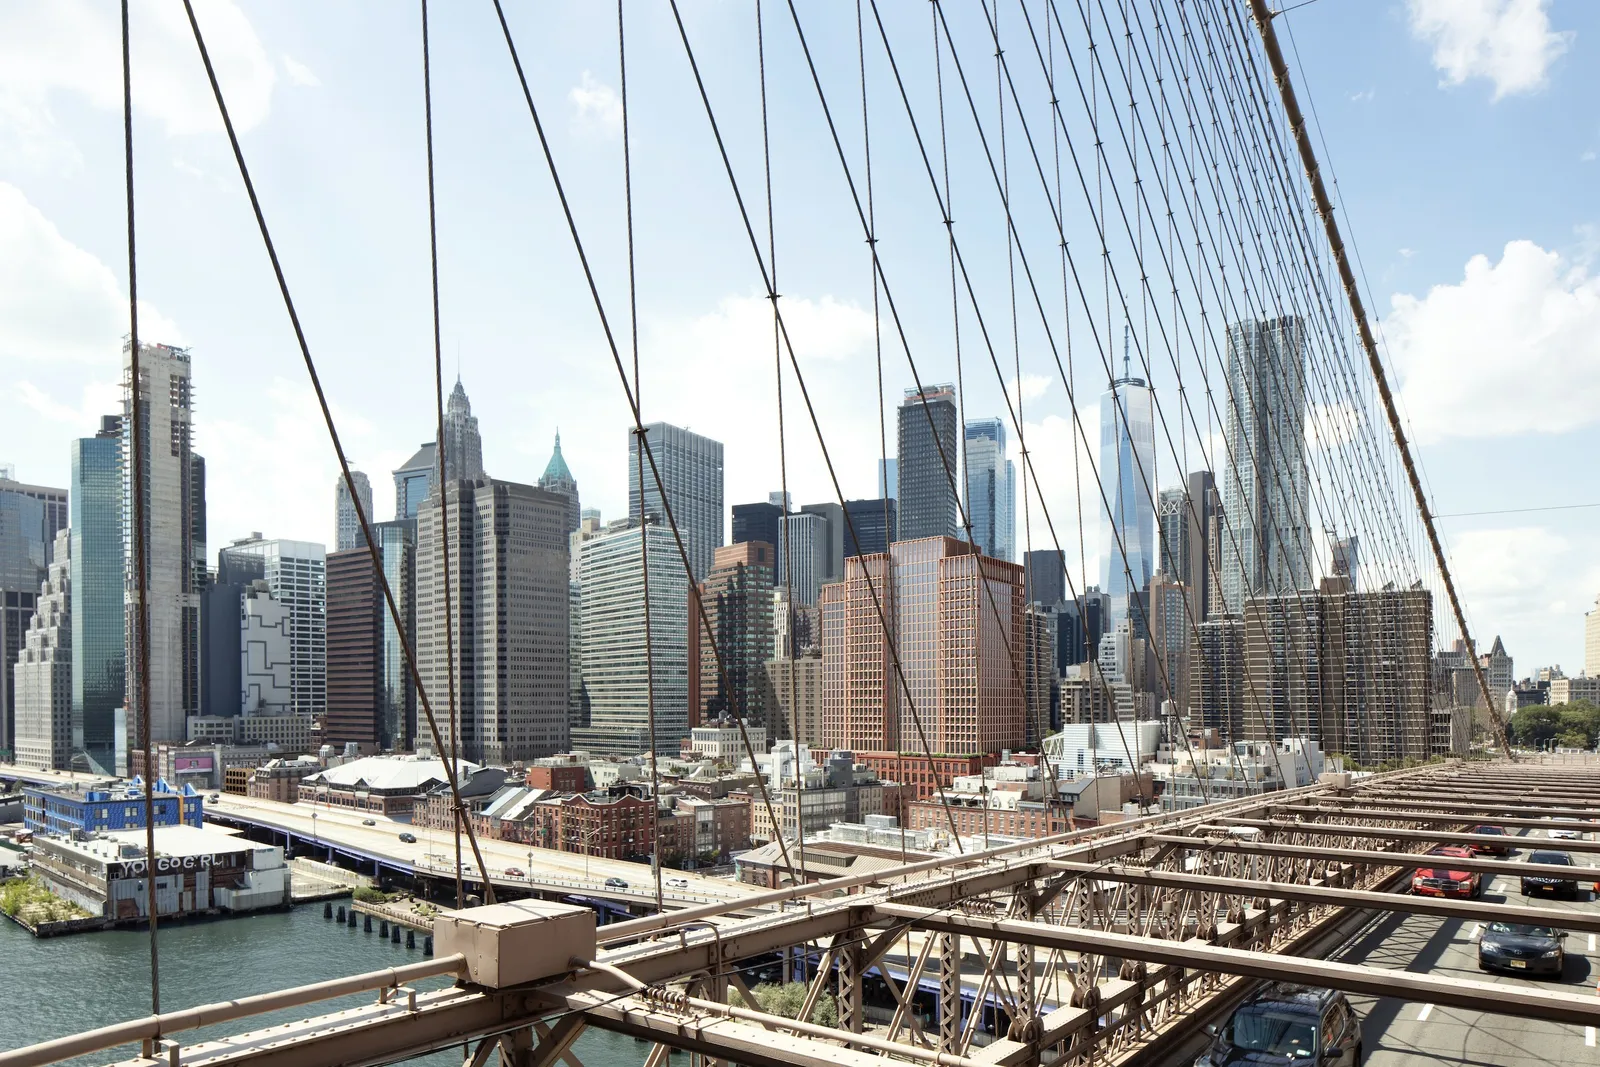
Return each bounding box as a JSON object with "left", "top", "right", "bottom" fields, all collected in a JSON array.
[{"left": 0, "top": 903, "right": 666, "bottom": 1067}]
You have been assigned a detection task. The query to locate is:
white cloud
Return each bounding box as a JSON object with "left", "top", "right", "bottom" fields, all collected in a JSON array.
[
  {"left": 1407, "top": 0, "right": 1572, "bottom": 100},
  {"left": 281, "top": 54, "right": 320, "bottom": 88},
  {"left": 1583, "top": 150, "right": 1597, "bottom": 163},
  {"left": 206, "top": 378, "right": 383, "bottom": 547},
  {"left": 568, "top": 71, "right": 622, "bottom": 139},
  {"left": 14, "top": 380, "right": 123, "bottom": 428},
  {"left": 1349, "top": 88, "right": 1376, "bottom": 103},
  {"left": 0, "top": 0, "right": 275, "bottom": 157},
  {"left": 1398, "top": 247, "right": 1416, "bottom": 258},
  {"left": 1004, "top": 372, "right": 1052, "bottom": 413},
  {"left": 0, "top": 182, "right": 182, "bottom": 367},
  {"left": 1386, "top": 239, "right": 1600, "bottom": 442}
]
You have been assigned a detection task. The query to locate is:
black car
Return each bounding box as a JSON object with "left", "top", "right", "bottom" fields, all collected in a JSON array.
[
  {"left": 604, "top": 876, "right": 630, "bottom": 890},
  {"left": 398, "top": 832, "right": 417, "bottom": 844},
  {"left": 1478, "top": 921, "right": 1567, "bottom": 976},
  {"left": 1196, "top": 984, "right": 1362, "bottom": 1066},
  {"left": 1520, "top": 850, "right": 1578, "bottom": 896}
]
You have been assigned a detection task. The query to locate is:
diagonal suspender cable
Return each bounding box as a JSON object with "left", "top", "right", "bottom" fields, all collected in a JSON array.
[
  {"left": 614, "top": 0, "right": 664, "bottom": 915},
  {"left": 665, "top": 0, "right": 970, "bottom": 849},
  {"left": 419, "top": 0, "right": 466, "bottom": 912},
  {"left": 754, "top": 0, "right": 808, "bottom": 877},
  {"left": 1246, "top": 0, "right": 1509, "bottom": 758},
  {"left": 487, "top": 0, "right": 797, "bottom": 879},
  {"left": 177, "top": 0, "right": 498, "bottom": 898},
  {"left": 120, "top": 0, "right": 161, "bottom": 1023}
]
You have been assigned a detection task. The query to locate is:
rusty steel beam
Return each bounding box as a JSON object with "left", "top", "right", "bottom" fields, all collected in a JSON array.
[
  {"left": 877, "top": 905, "right": 1600, "bottom": 1027},
  {"left": 1147, "top": 834, "right": 1598, "bottom": 883},
  {"left": 1282, "top": 794, "right": 1600, "bottom": 821},
  {"left": 1266, "top": 803, "right": 1600, "bottom": 833},
  {"left": 1045, "top": 860, "right": 1600, "bottom": 933},
  {"left": 1217, "top": 818, "right": 1600, "bottom": 856}
]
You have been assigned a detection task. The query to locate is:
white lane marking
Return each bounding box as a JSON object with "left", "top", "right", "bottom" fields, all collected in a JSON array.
[
  {"left": 1417, "top": 1003, "right": 1434, "bottom": 1021},
  {"left": 1587, "top": 1026, "right": 1596, "bottom": 1048},
  {"left": 1469, "top": 923, "right": 1482, "bottom": 939},
  {"left": 1590, "top": 934, "right": 1596, "bottom": 952}
]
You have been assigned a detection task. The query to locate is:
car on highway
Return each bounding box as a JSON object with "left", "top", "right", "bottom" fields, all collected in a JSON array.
[
  {"left": 1545, "top": 819, "right": 1582, "bottom": 841},
  {"left": 362, "top": 819, "right": 376, "bottom": 826},
  {"left": 1477, "top": 921, "right": 1567, "bottom": 977},
  {"left": 1195, "top": 983, "right": 1362, "bottom": 1066},
  {"left": 604, "top": 877, "right": 629, "bottom": 890},
  {"left": 398, "top": 832, "right": 417, "bottom": 844},
  {"left": 665, "top": 876, "right": 690, "bottom": 890},
  {"left": 1467, "top": 824, "right": 1512, "bottom": 856},
  {"left": 1520, "top": 850, "right": 1578, "bottom": 896},
  {"left": 1412, "top": 845, "right": 1482, "bottom": 898},
  {"left": 504, "top": 867, "right": 526, "bottom": 878}
]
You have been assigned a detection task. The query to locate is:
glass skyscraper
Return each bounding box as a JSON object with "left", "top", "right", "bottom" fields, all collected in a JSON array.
[
  {"left": 71, "top": 417, "right": 125, "bottom": 765},
  {"left": 628, "top": 422, "right": 724, "bottom": 584},
  {"left": 217, "top": 537, "right": 327, "bottom": 718},
  {"left": 374, "top": 520, "right": 416, "bottom": 749},
  {"left": 0, "top": 471, "right": 68, "bottom": 758},
  {"left": 569, "top": 519, "right": 689, "bottom": 756},
  {"left": 392, "top": 442, "right": 437, "bottom": 521},
  {"left": 1219, "top": 316, "right": 1310, "bottom": 613},
  {"left": 963, "top": 418, "right": 1015, "bottom": 561},
  {"left": 897, "top": 385, "right": 959, "bottom": 541},
  {"left": 1099, "top": 352, "right": 1156, "bottom": 624}
]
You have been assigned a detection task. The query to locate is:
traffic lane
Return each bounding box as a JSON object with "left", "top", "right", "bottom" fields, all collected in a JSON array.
[
  {"left": 210, "top": 795, "right": 759, "bottom": 900},
  {"left": 1342, "top": 872, "right": 1596, "bottom": 1066}
]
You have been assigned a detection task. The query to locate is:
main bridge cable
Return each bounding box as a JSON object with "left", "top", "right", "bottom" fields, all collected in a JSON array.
[
  {"left": 486, "top": 0, "right": 799, "bottom": 878},
  {"left": 419, "top": 0, "right": 466, "bottom": 912},
  {"left": 1244, "top": 0, "right": 1509, "bottom": 756},
  {"left": 660, "top": 0, "right": 976, "bottom": 850},
  {"left": 176, "top": 0, "right": 499, "bottom": 897},
  {"left": 120, "top": 0, "right": 161, "bottom": 1024}
]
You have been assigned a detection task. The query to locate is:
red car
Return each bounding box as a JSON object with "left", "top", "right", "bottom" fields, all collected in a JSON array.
[{"left": 1413, "top": 845, "right": 1482, "bottom": 898}]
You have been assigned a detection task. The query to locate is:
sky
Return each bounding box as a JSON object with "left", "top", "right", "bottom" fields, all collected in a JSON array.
[{"left": 1, "top": 0, "right": 1596, "bottom": 674}]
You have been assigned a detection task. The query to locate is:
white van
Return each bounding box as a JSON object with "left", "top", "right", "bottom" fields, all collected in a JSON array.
[{"left": 665, "top": 876, "right": 690, "bottom": 890}]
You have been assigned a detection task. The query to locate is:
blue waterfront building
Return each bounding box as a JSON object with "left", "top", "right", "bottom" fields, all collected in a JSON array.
[{"left": 23, "top": 777, "right": 203, "bottom": 836}]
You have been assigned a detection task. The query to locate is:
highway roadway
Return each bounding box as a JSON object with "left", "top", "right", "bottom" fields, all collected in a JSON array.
[
  {"left": 204, "top": 792, "right": 765, "bottom": 908},
  {"left": 1342, "top": 831, "right": 1600, "bottom": 1066}
]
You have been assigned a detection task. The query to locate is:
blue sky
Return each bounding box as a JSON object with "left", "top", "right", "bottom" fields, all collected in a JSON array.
[{"left": 1, "top": 0, "right": 1596, "bottom": 674}]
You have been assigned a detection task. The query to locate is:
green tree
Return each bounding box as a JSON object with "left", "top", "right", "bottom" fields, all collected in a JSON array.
[
  {"left": 1508, "top": 705, "right": 1564, "bottom": 748},
  {"left": 729, "top": 981, "right": 838, "bottom": 1026}
]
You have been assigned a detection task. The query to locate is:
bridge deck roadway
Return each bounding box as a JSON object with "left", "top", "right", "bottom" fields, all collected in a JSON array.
[{"left": 1345, "top": 842, "right": 1600, "bottom": 1066}]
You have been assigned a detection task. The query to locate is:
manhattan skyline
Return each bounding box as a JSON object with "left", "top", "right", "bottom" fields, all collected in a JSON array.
[{"left": 1, "top": 1, "right": 1596, "bottom": 669}]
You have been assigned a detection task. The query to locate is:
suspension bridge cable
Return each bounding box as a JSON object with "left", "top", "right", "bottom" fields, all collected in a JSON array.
[
  {"left": 120, "top": 0, "right": 161, "bottom": 1024},
  {"left": 486, "top": 0, "right": 799, "bottom": 879},
  {"left": 177, "top": 0, "right": 500, "bottom": 896},
  {"left": 418, "top": 0, "right": 468, "bottom": 912}
]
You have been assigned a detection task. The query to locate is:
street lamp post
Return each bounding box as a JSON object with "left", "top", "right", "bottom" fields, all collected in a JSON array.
[{"left": 527, "top": 850, "right": 534, "bottom": 887}]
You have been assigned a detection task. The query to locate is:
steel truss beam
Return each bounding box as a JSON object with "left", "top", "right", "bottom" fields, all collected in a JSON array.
[
  {"left": 876, "top": 904, "right": 1600, "bottom": 1027},
  {"left": 1267, "top": 803, "right": 1600, "bottom": 833},
  {"left": 1146, "top": 834, "right": 1600, "bottom": 883},
  {"left": 1218, "top": 817, "right": 1600, "bottom": 856},
  {"left": 1045, "top": 860, "right": 1600, "bottom": 933}
]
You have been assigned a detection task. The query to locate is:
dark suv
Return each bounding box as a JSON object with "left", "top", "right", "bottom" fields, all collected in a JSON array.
[{"left": 1196, "top": 984, "right": 1362, "bottom": 1066}]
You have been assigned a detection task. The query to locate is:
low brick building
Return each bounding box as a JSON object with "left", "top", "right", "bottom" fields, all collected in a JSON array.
[
  {"left": 657, "top": 794, "right": 750, "bottom": 864},
  {"left": 527, "top": 793, "right": 656, "bottom": 863},
  {"left": 853, "top": 752, "right": 1001, "bottom": 801}
]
